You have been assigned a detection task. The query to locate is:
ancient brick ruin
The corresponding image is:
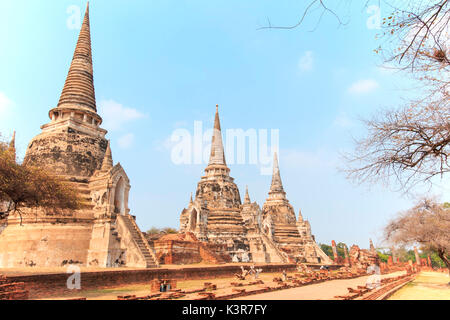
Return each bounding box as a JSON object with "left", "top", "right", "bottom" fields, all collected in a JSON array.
[
  {"left": 348, "top": 244, "right": 379, "bottom": 270},
  {"left": 178, "top": 106, "right": 331, "bottom": 264},
  {"left": 152, "top": 232, "right": 231, "bottom": 265},
  {"left": 0, "top": 4, "right": 157, "bottom": 268},
  {"left": 0, "top": 275, "right": 28, "bottom": 300}
]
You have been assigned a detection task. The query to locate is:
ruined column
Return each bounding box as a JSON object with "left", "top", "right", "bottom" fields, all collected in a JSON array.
[
  {"left": 344, "top": 244, "right": 350, "bottom": 266},
  {"left": 331, "top": 240, "right": 339, "bottom": 263},
  {"left": 391, "top": 247, "right": 397, "bottom": 264},
  {"left": 387, "top": 255, "right": 393, "bottom": 266},
  {"left": 414, "top": 246, "right": 421, "bottom": 266}
]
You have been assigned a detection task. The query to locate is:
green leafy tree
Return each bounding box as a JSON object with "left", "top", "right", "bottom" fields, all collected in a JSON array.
[
  {"left": 320, "top": 244, "right": 333, "bottom": 259},
  {"left": 377, "top": 251, "right": 390, "bottom": 263},
  {"left": 336, "top": 242, "right": 347, "bottom": 259}
]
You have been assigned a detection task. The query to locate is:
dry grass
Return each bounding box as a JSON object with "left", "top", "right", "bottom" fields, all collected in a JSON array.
[{"left": 389, "top": 272, "right": 450, "bottom": 300}]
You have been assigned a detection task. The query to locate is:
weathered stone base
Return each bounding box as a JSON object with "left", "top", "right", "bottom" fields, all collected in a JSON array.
[
  {"left": 0, "top": 214, "right": 157, "bottom": 269},
  {"left": 0, "top": 222, "right": 93, "bottom": 268}
]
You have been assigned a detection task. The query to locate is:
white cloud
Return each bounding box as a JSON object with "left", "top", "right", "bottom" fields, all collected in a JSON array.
[
  {"left": 298, "top": 51, "right": 314, "bottom": 71},
  {"left": 333, "top": 113, "right": 353, "bottom": 128},
  {"left": 348, "top": 79, "right": 379, "bottom": 94},
  {"left": 118, "top": 133, "right": 135, "bottom": 149},
  {"left": 98, "top": 99, "right": 145, "bottom": 131},
  {"left": 0, "top": 92, "right": 13, "bottom": 115}
]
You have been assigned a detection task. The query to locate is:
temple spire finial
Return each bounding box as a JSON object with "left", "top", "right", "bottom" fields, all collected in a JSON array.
[
  {"left": 56, "top": 2, "right": 97, "bottom": 114},
  {"left": 189, "top": 192, "right": 194, "bottom": 205},
  {"left": 269, "top": 152, "right": 285, "bottom": 195},
  {"left": 100, "top": 140, "right": 113, "bottom": 171},
  {"left": 298, "top": 209, "right": 303, "bottom": 222},
  {"left": 369, "top": 239, "right": 375, "bottom": 253},
  {"left": 207, "top": 104, "right": 226, "bottom": 167},
  {"left": 244, "top": 185, "right": 251, "bottom": 204}
]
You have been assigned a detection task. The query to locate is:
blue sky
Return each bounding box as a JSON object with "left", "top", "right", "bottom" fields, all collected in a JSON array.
[{"left": 0, "top": 1, "right": 448, "bottom": 249}]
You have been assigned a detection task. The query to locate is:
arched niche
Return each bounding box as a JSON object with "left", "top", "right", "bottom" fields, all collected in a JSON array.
[
  {"left": 114, "top": 177, "right": 126, "bottom": 215},
  {"left": 189, "top": 208, "right": 198, "bottom": 232}
]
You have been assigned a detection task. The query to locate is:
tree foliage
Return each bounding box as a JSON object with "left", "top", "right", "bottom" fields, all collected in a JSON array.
[
  {"left": 146, "top": 227, "right": 178, "bottom": 235},
  {"left": 377, "top": 250, "right": 390, "bottom": 263},
  {"left": 384, "top": 198, "right": 450, "bottom": 273},
  {"left": 0, "top": 136, "right": 81, "bottom": 224},
  {"left": 320, "top": 243, "right": 346, "bottom": 259},
  {"left": 320, "top": 243, "right": 333, "bottom": 258}
]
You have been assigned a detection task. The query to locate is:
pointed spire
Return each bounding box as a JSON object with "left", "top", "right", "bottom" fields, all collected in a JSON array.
[
  {"left": 269, "top": 152, "right": 285, "bottom": 196},
  {"left": 7, "top": 131, "right": 16, "bottom": 161},
  {"left": 208, "top": 104, "right": 226, "bottom": 166},
  {"left": 298, "top": 209, "right": 303, "bottom": 222},
  {"left": 57, "top": 2, "right": 97, "bottom": 113},
  {"left": 100, "top": 140, "right": 113, "bottom": 171},
  {"left": 369, "top": 239, "right": 375, "bottom": 253},
  {"left": 244, "top": 186, "right": 251, "bottom": 204},
  {"left": 189, "top": 193, "right": 194, "bottom": 205}
]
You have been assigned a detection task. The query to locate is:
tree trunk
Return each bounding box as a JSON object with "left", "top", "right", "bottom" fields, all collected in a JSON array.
[{"left": 437, "top": 248, "right": 450, "bottom": 279}]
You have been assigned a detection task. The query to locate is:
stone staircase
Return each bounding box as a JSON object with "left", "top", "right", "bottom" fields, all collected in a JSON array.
[
  {"left": 248, "top": 237, "right": 270, "bottom": 263},
  {"left": 68, "top": 180, "right": 95, "bottom": 210},
  {"left": 260, "top": 232, "right": 288, "bottom": 263},
  {"left": 120, "top": 215, "right": 159, "bottom": 268}
]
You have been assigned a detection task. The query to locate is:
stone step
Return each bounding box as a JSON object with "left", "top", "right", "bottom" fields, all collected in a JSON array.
[{"left": 120, "top": 215, "right": 158, "bottom": 268}]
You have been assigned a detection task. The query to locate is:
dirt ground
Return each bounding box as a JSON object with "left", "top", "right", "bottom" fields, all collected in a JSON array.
[
  {"left": 234, "top": 271, "right": 406, "bottom": 300},
  {"left": 42, "top": 270, "right": 296, "bottom": 300},
  {"left": 44, "top": 270, "right": 407, "bottom": 300},
  {"left": 388, "top": 271, "right": 450, "bottom": 300}
]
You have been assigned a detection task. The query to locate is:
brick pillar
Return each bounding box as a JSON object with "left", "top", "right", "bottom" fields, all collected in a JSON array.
[
  {"left": 344, "top": 245, "right": 350, "bottom": 266},
  {"left": 414, "top": 246, "right": 421, "bottom": 266},
  {"left": 388, "top": 255, "right": 393, "bottom": 266},
  {"left": 331, "top": 240, "right": 338, "bottom": 263},
  {"left": 391, "top": 247, "right": 397, "bottom": 264}
]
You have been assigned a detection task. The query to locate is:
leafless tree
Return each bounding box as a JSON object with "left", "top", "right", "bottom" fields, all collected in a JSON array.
[
  {"left": 260, "top": 1, "right": 450, "bottom": 191},
  {"left": 345, "top": 1, "right": 449, "bottom": 190},
  {"left": 378, "top": 0, "right": 449, "bottom": 70},
  {"left": 344, "top": 101, "right": 449, "bottom": 191},
  {"left": 384, "top": 198, "right": 450, "bottom": 275}
]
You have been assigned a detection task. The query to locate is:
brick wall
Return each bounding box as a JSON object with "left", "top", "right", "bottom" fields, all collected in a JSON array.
[
  {"left": 9, "top": 263, "right": 301, "bottom": 298},
  {"left": 0, "top": 275, "right": 29, "bottom": 300}
]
